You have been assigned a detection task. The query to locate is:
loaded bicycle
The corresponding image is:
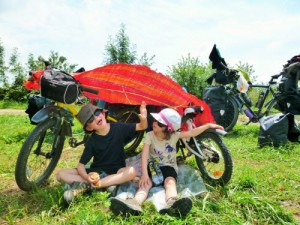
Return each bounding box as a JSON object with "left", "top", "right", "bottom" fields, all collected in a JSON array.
[
  {"left": 15, "top": 63, "right": 232, "bottom": 191},
  {"left": 15, "top": 66, "right": 144, "bottom": 191},
  {"left": 204, "top": 44, "right": 300, "bottom": 131}
]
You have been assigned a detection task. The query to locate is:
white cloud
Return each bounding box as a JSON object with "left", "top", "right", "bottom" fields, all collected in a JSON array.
[{"left": 0, "top": 0, "right": 299, "bottom": 83}]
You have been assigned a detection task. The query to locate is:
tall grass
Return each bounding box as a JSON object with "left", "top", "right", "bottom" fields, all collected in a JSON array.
[{"left": 0, "top": 114, "right": 299, "bottom": 224}]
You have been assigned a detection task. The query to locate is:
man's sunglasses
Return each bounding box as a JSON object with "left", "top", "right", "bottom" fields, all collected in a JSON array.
[{"left": 86, "top": 109, "right": 103, "bottom": 124}]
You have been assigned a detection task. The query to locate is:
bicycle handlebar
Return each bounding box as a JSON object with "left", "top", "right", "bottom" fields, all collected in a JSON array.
[{"left": 80, "top": 86, "right": 99, "bottom": 95}]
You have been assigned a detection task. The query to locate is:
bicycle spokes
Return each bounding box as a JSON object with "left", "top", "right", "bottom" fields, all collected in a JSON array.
[
  {"left": 195, "top": 132, "right": 232, "bottom": 185},
  {"left": 26, "top": 128, "right": 57, "bottom": 182}
]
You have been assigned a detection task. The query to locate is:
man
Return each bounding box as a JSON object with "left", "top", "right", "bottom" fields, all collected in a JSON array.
[{"left": 56, "top": 101, "right": 147, "bottom": 203}]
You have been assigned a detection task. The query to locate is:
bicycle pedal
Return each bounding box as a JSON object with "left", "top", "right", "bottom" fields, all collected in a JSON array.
[
  {"left": 177, "top": 156, "right": 185, "bottom": 164},
  {"left": 69, "top": 138, "right": 78, "bottom": 148}
]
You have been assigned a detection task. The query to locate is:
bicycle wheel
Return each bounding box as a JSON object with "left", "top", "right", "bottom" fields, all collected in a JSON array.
[
  {"left": 194, "top": 131, "right": 233, "bottom": 186},
  {"left": 265, "top": 98, "right": 282, "bottom": 117},
  {"left": 294, "top": 115, "right": 300, "bottom": 129},
  {"left": 115, "top": 108, "right": 144, "bottom": 157},
  {"left": 216, "top": 96, "right": 239, "bottom": 132},
  {"left": 15, "top": 118, "right": 65, "bottom": 191}
]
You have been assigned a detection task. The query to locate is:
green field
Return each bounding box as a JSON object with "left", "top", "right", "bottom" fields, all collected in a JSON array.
[{"left": 0, "top": 113, "right": 299, "bottom": 224}]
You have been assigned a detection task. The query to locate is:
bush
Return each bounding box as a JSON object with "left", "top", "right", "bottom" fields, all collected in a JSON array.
[
  {"left": 0, "top": 86, "right": 28, "bottom": 102},
  {"left": 166, "top": 54, "right": 213, "bottom": 99}
]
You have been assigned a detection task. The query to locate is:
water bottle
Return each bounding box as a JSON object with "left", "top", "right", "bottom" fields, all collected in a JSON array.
[
  {"left": 149, "top": 161, "right": 164, "bottom": 186},
  {"left": 241, "top": 93, "right": 252, "bottom": 107},
  {"left": 255, "top": 92, "right": 264, "bottom": 108},
  {"left": 244, "top": 109, "right": 254, "bottom": 119}
]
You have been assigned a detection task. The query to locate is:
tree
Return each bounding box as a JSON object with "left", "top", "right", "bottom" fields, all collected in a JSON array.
[
  {"left": 103, "top": 24, "right": 136, "bottom": 64},
  {"left": 9, "top": 48, "right": 26, "bottom": 87},
  {"left": 48, "top": 51, "right": 77, "bottom": 73},
  {"left": 0, "top": 39, "right": 8, "bottom": 88},
  {"left": 27, "top": 52, "right": 78, "bottom": 73},
  {"left": 6, "top": 48, "right": 28, "bottom": 101},
  {"left": 167, "top": 54, "right": 213, "bottom": 98},
  {"left": 103, "top": 23, "right": 155, "bottom": 67},
  {"left": 138, "top": 52, "right": 156, "bottom": 68},
  {"left": 27, "top": 53, "right": 45, "bottom": 71},
  {"left": 236, "top": 61, "right": 257, "bottom": 83}
]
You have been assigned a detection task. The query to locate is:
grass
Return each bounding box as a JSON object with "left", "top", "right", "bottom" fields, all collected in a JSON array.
[
  {"left": 0, "top": 114, "right": 299, "bottom": 224},
  {"left": 0, "top": 100, "right": 27, "bottom": 109}
]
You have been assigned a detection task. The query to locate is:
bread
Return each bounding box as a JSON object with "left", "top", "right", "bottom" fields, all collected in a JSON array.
[{"left": 89, "top": 172, "right": 101, "bottom": 188}]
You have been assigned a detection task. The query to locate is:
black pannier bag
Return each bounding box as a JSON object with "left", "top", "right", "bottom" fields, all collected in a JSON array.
[
  {"left": 40, "top": 69, "right": 79, "bottom": 104},
  {"left": 258, "top": 113, "right": 300, "bottom": 147},
  {"left": 277, "top": 61, "right": 300, "bottom": 114},
  {"left": 258, "top": 113, "right": 289, "bottom": 147},
  {"left": 203, "top": 86, "right": 226, "bottom": 123},
  {"left": 284, "top": 94, "right": 300, "bottom": 114},
  {"left": 287, "top": 114, "right": 300, "bottom": 142},
  {"left": 276, "top": 93, "right": 300, "bottom": 115},
  {"left": 25, "top": 94, "right": 52, "bottom": 124}
]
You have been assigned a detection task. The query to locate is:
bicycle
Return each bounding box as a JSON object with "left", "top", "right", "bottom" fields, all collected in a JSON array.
[
  {"left": 209, "top": 72, "right": 284, "bottom": 131},
  {"left": 15, "top": 71, "right": 144, "bottom": 191},
  {"left": 176, "top": 106, "right": 232, "bottom": 186},
  {"left": 16, "top": 64, "right": 232, "bottom": 191},
  {"left": 205, "top": 44, "right": 292, "bottom": 131}
]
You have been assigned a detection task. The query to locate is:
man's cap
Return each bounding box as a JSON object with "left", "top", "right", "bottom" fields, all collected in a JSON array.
[{"left": 77, "top": 104, "right": 99, "bottom": 127}]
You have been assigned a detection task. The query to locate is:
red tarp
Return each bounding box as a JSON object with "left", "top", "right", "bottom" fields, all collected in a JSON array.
[{"left": 24, "top": 63, "right": 215, "bottom": 125}]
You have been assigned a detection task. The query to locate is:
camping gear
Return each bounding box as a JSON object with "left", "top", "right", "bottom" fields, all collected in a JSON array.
[
  {"left": 258, "top": 113, "right": 300, "bottom": 147},
  {"left": 203, "top": 86, "right": 226, "bottom": 123},
  {"left": 40, "top": 69, "right": 79, "bottom": 104}
]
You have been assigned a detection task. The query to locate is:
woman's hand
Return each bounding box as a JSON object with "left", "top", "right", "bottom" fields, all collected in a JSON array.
[
  {"left": 139, "top": 174, "right": 151, "bottom": 189},
  {"left": 209, "top": 123, "right": 224, "bottom": 130}
]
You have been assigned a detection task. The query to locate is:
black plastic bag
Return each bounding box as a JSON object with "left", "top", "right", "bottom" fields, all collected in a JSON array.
[{"left": 258, "top": 113, "right": 290, "bottom": 147}]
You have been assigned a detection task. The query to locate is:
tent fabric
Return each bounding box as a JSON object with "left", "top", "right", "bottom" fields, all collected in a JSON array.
[
  {"left": 24, "top": 63, "right": 215, "bottom": 125},
  {"left": 73, "top": 63, "right": 215, "bottom": 125}
]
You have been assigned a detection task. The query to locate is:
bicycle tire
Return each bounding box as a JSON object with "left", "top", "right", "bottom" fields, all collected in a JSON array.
[
  {"left": 265, "top": 98, "right": 283, "bottom": 117},
  {"left": 115, "top": 107, "right": 144, "bottom": 157},
  {"left": 15, "top": 118, "right": 65, "bottom": 191},
  {"left": 194, "top": 131, "right": 233, "bottom": 186},
  {"left": 216, "top": 96, "right": 239, "bottom": 131}
]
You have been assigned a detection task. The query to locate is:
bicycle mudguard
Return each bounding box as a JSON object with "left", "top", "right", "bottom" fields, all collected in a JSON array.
[
  {"left": 205, "top": 128, "right": 227, "bottom": 136},
  {"left": 31, "top": 105, "right": 63, "bottom": 123},
  {"left": 31, "top": 105, "right": 73, "bottom": 136}
]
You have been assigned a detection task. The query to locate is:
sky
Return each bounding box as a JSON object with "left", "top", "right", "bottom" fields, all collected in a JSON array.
[{"left": 1, "top": 0, "right": 300, "bottom": 83}]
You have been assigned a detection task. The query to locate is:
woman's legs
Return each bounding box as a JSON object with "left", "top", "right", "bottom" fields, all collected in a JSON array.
[
  {"left": 164, "top": 176, "right": 177, "bottom": 202},
  {"left": 134, "top": 181, "right": 152, "bottom": 205}
]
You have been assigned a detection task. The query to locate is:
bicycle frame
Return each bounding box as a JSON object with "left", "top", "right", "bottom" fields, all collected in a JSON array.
[
  {"left": 243, "top": 75, "right": 281, "bottom": 122},
  {"left": 175, "top": 107, "right": 232, "bottom": 185},
  {"left": 225, "top": 73, "right": 281, "bottom": 125},
  {"left": 178, "top": 108, "right": 227, "bottom": 161}
]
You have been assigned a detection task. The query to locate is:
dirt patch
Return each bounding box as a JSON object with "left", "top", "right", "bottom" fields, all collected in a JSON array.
[{"left": 0, "top": 109, "right": 26, "bottom": 115}]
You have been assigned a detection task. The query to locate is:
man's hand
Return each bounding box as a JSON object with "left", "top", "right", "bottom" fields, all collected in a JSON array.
[
  {"left": 136, "top": 101, "right": 148, "bottom": 130},
  {"left": 139, "top": 101, "right": 147, "bottom": 119},
  {"left": 87, "top": 172, "right": 101, "bottom": 187}
]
